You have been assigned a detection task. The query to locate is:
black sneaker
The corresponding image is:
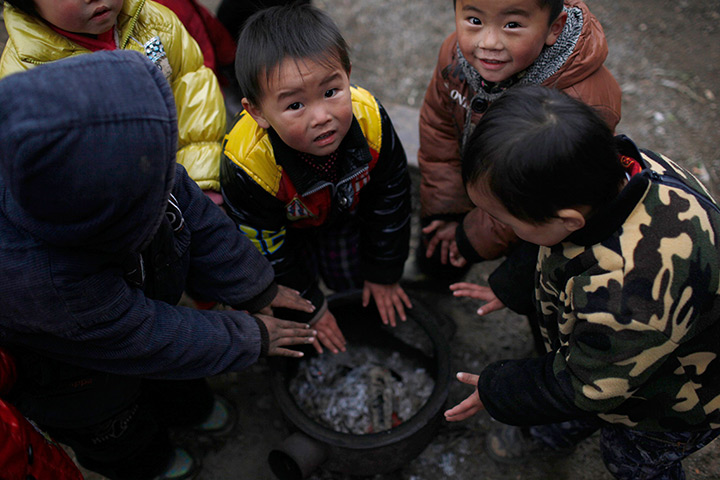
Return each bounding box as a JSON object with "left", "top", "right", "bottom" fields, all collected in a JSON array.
[{"left": 486, "top": 424, "right": 575, "bottom": 464}]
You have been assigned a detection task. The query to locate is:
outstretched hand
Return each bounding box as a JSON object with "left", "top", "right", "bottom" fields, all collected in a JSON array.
[
  {"left": 255, "top": 314, "right": 317, "bottom": 357},
  {"left": 311, "top": 309, "right": 347, "bottom": 355},
  {"left": 270, "top": 285, "right": 315, "bottom": 313},
  {"left": 363, "top": 281, "right": 412, "bottom": 327},
  {"left": 444, "top": 372, "right": 484, "bottom": 422},
  {"left": 449, "top": 282, "right": 506, "bottom": 316},
  {"left": 422, "top": 220, "right": 459, "bottom": 265}
]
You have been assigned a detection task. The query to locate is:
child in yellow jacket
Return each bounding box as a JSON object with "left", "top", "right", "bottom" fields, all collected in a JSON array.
[{"left": 1, "top": 0, "right": 227, "bottom": 200}]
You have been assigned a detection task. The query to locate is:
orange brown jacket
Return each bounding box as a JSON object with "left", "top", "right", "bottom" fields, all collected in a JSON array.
[{"left": 418, "top": 0, "right": 621, "bottom": 260}]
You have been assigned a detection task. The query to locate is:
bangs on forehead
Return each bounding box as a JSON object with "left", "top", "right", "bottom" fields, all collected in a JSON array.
[
  {"left": 235, "top": 4, "right": 351, "bottom": 106},
  {"left": 264, "top": 50, "right": 348, "bottom": 88}
]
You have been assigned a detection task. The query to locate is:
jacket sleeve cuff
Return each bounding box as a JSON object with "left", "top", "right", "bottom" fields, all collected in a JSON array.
[
  {"left": 477, "top": 356, "right": 589, "bottom": 426},
  {"left": 232, "top": 282, "right": 278, "bottom": 313},
  {"left": 455, "top": 220, "right": 485, "bottom": 263},
  {"left": 308, "top": 299, "right": 328, "bottom": 326},
  {"left": 487, "top": 241, "right": 539, "bottom": 315},
  {"left": 252, "top": 316, "right": 270, "bottom": 357},
  {"left": 362, "top": 261, "right": 405, "bottom": 285},
  {"left": 271, "top": 284, "right": 325, "bottom": 324}
]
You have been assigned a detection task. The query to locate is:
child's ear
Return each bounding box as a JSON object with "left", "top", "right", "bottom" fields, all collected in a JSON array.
[
  {"left": 556, "top": 208, "right": 586, "bottom": 233},
  {"left": 545, "top": 10, "right": 568, "bottom": 46},
  {"left": 241, "top": 98, "right": 271, "bottom": 129}
]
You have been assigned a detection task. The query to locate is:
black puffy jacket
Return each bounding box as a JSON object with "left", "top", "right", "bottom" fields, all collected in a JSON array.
[{"left": 221, "top": 86, "right": 411, "bottom": 319}]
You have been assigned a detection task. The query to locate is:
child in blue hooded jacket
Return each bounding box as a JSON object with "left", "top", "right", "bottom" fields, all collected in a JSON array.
[{"left": 0, "top": 50, "right": 316, "bottom": 480}]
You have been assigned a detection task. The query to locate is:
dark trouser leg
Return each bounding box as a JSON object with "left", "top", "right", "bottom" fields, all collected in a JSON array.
[
  {"left": 12, "top": 351, "right": 213, "bottom": 480},
  {"left": 599, "top": 425, "right": 720, "bottom": 480},
  {"left": 141, "top": 377, "right": 215, "bottom": 428},
  {"left": 528, "top": 417, "right": 602, "bottom": 450},
  {"left": 50, "top": 401, "right": 173, "bottom": 480},
  {"left": 66, "top": 378, "right": 213, "bottom": 480},
  {"left": 11, "top": 353, "right": 169, "bottom": 480},
  {"left": 38, "top": 379, "right": 214, "bottom": 480},
  {"left": 316, "top": 210, "right": 363, "bottom": 292}
]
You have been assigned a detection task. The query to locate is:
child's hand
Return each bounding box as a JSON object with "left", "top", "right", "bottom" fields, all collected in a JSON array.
[
  {"left": 422, "top": 220, "right": 459, "bottom": 265},
  {"left": 270, "top": 285, "right": 316, "bottom": 313},
  {"left": 255, "top": 314, "right": 317, "bottom": 357},
  {"left": 448, "top": 242, "right": 468, "bottom": 268},
  {"left": 311, "top": 309, "right": 347, "bottom": 354},
  {"left": 444, "top": 372, "right": 485, "bottom": 422},
  {"left": 363, "top": 281, "right": 413, "bottom": 327},
  {"left": 449, "top": 282, "right": 505, "bottom": 316}
]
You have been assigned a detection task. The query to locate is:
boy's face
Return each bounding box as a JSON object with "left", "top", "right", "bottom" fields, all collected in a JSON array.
[
  {"left": 455, "top": 0, "right": 566, "bottom": 83},
  {"left": 34, "top": 0, "right": 123, "bottom": 35},
  {"left": 243, "top": 57, "right": 353, "bottom": 158},
  {"left": 467, "top": 180, "right": 582, "bottom": 247}
]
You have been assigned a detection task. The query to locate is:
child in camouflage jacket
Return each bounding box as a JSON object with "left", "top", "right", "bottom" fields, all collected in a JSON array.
[{"left": 446, "top": 86, "right": 720, "bottom": 479}]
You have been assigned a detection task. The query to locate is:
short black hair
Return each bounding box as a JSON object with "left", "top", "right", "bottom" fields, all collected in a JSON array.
[
  {"left": 542, "top": 0, "right": 565, "bottom": 25},
  {"left": 453, "top": 0, "right": 564, "bottom": 25},
  {"left": 462, "top": 86, "right": 625, "bottom": 223},
  {"left": 4, "top": 0, "right": 38, "bottom": 16},
  {"left": 235, "top": 3, "right": 351, "bottom": 106}
]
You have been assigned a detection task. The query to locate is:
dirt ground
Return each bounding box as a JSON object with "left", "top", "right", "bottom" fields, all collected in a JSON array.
[{"left": 1, "top": 0, "right": 719, "bottom": 479}]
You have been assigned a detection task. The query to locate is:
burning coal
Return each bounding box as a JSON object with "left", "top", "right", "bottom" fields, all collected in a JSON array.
[{"left": 289, "top": 345, "right": 435, "bottom": 435}]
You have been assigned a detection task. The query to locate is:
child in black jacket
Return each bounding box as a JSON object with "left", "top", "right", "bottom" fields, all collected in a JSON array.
[{"left": 220, "top": 4, "right": 413, "bottom": 354}]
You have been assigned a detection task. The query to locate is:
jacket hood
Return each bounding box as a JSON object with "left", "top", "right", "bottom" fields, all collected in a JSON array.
[
  {"left": 0, "top": 50, "right": 178, "bottom": 253},
  {"left": 546, "top": 0, "right": 609, "bottom": 89}
]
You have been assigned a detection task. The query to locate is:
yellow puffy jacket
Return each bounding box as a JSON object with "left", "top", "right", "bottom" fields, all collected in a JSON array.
[{"left": 0, "top": 0, "right": 226, "bottom": 191}]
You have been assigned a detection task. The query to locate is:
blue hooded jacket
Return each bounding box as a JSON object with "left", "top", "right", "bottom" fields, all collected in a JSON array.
[{"left": 0, "top": 51, "right": 276, "bottom": 379}]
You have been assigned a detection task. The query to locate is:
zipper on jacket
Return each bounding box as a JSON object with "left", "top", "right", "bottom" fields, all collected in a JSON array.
[
  {"left": 647, "top": 171, "right": 720, "bottom": 214},
  {"left": 119, "top": 0, "right": 146, "bottom": 49},
  {"left": 300, "top": 164, "right": 369, "bottom": 218},
  {"left": 21, "top": 58, "right": 49, "bottom": 66},
  {"left": 335, "top": 165, "right": 369, "bottom": 207},
  {"left": 303, "top": 165, "right": 369, "bottom": 197},
  {"left": 338, "top": 165, "right": 369, "bottom": 186},
  {"left": 335, "top": 166, "right": 367, "bottom": 210},
  {"left": 302, "top": 179, "right": 334, "bottom": 197}
]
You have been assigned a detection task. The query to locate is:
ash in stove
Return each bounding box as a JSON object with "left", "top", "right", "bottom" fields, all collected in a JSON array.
[{"left": 288, "top": 345, "right": 435, "bottom": 435}]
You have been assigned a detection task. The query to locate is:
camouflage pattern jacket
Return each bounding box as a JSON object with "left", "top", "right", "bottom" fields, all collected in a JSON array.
[{"left": 478, "top": 136, "right": 720, "bottom": 432}]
